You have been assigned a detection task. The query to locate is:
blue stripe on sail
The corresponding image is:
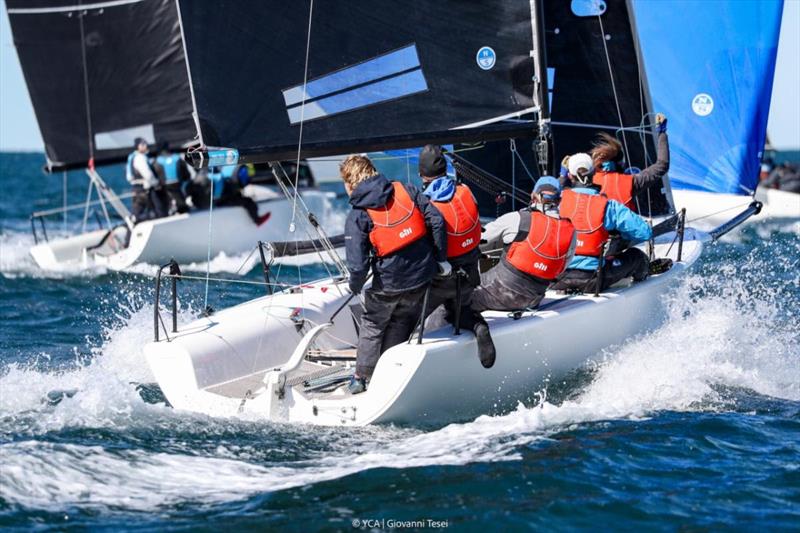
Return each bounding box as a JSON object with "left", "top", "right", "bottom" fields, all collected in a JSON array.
[
  {"left": 286, "top": 69, "right": 427, "bottom": 124},
  {"left": 283, "top": 44, "right": 421, "bottom": 107},
  {"left": 632, "top": 0, "right": 783, "bottom": 195}
]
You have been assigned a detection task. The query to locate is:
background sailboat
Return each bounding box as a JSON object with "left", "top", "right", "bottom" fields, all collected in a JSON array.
[{"left": 6, "top": 0, "right": 335, "bottom": 271}]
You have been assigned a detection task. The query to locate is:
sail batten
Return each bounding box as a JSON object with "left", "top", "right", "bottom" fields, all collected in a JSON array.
[{"left": 176, "top": 0, "right": 540, "bottom": 165}]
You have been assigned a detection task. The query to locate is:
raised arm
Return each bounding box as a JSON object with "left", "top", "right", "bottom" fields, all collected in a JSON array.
[{"left": 633, "top": 114, "right": 670, "bottom": 190}]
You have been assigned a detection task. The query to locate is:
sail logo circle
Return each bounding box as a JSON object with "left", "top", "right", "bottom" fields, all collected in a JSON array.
[
  {"left": 476, "top": 46, "right": 496, "bottom": 70},
  {"left": 692, "top": 93, "right": 714, "bottom": 116}
]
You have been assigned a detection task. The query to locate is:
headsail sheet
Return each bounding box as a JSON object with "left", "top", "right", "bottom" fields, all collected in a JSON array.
[
  {"left": 632, "top": 0, "right": 783, "bottom": 195},
  {"left": 6, "top": 0, "right": 196, "bottom": 170},
  {"left": 176, "top": 1, "right": 538, "bottom": 162}
]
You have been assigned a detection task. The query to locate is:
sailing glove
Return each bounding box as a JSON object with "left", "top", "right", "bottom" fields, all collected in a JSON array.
[
  {"left": 437, "top": 261, "right": 453, "bottom": 277},
  {"left": 655, "top": 113, "right": 667, "bottom": 133}
]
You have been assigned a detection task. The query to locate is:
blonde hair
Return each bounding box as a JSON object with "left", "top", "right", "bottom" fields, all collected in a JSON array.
[
  {"left": 339, "top": 155, "right": 378, "bottom": 189},
  {"left": 591, "top": 132, "right": 623, "bottom": 165}
]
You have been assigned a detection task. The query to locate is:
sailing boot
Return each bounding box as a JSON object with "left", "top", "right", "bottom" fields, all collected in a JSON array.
[
  {"left": 348, "top": 375, "right": 368, "bottom": 395},
  {"left": 474, "top": 322, "right": 496, "bottom": 369}
]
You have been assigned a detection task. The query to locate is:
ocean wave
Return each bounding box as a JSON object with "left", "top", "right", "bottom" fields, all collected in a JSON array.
[{"left": 1, "top": 238, "right": 798, "bottom": 513}]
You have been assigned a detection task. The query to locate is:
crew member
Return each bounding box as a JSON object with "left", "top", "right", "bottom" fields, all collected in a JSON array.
[
  {"left": 472, "top": 176, "right": 576, "bottom": 312},
  {"left": 551, "top": 153, "right": 652, "bottom": 293},
  {"left": 341, "top": 155, "right": 447, "bottom": 394},
  {"left": 590, "top": 113, "right": 670, "bottom": 211},
  {"left": 418, "top": 145, "right": 496, "bottom": 369},
  {"left": 126, "top": 138, "right": 167, "bottom": 221},
  {"left": 208, "top": 165, "right": 270, "bottom": 225},
  {"left": 154, "top": 143, "right": 191, "bottom": 214}
]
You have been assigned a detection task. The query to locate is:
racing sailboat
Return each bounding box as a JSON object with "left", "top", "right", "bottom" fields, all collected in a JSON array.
[
  {"left": 632, "top": 0, "right": 797, "bottom": 227},
  {"left": 144, "top": 0, "right": 759, "bottom": 426},
  {"left": 6, "top": 0, "right": 333, "bottom": 271}
]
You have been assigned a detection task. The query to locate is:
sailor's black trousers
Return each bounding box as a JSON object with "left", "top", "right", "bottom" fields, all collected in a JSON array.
[{"left": 355, "top": 285, "right": 428, "bottom": 379}]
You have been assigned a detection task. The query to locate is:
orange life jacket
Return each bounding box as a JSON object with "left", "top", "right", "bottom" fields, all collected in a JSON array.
[
  {"left": 430, "top": 184, "right": 482, "bottom": 258},
  {"left": 593, "top": 171, "right": 634, "bottom": 210},
  {"left": 505, "top": 210, "right": 576, "bottom": 281},
  {"left": 559, "top": 189, "right": 609, "bottom": 257},
  {"left": 366, "top": 181, "right": 427, "bottom": 257}
]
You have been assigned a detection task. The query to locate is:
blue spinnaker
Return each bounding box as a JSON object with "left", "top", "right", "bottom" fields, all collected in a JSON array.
[{"left": 632, "top": 0, "right": 783, "bottom": 195}]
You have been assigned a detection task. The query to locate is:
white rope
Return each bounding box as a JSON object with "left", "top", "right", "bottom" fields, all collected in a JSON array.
[
  {"left": 289, "top": 0, "right": 315, "bottom": 233},
  {"left": 203, "top": 180, "right": 214, "bottom": 309}
]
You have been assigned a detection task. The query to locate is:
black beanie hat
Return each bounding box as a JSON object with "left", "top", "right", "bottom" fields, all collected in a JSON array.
[{"left": 418, "top": 144, "right": 447, "bottom": 178}]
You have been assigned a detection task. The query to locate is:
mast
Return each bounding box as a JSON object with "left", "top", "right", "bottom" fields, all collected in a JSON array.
[{"left": 530, "top": 0, "right": 552, "bottom": 176}]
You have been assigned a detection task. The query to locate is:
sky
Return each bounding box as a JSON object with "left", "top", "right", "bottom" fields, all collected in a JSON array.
[{"left": 1, "top": 0, "right": 799, "bottom": 152}]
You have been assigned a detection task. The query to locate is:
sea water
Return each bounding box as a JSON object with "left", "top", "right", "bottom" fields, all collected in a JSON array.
[{"left": 1, "top": 153, "right": 798, "bottom": 530}]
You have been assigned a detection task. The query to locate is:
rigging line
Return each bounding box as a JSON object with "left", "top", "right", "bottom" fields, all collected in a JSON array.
[
  {"left": 164, "top": 273, "right": 287, "bottom": 287},
  {"left": 596, "top": 14, "right": 632, "bottom": 175},
  {"left": 77, "top": 6, "right": 94, "bottom": 160},
  {"left": 687, "top": 201, "right": 753, "bottom": 223},
  {"left": 272, "top": 163, "right": 346, "bottom": 277},
  {"left": 234, "top": 244, "right": 259, "bottom": 276},
  {"left": 203, "top": 181, "right": 214, "bottom": 309},
  {"left": 511, "top": 142, "right": 535, "bottom": 181},
  {"left": 62, "top": 170, "right": 68, "bottom": 234},
  {"left": 289, "top": 0, "right": 315, "bottom": 232},
  {"left": 511, "top": 139, "right": 516, "bottom": 211}
]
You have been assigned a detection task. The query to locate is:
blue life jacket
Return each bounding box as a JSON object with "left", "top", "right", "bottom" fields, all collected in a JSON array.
[
  {"left": 209, "top": 165, "right": 237, "bottom": 200},
  {"left": 156, "top": 154, "right": 181, "bottom": 184},
  {"left": 126, "top": 151, "right": 147, "bottom": 188}
]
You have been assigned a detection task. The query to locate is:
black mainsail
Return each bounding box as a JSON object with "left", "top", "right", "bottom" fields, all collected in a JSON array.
[
  {"left": 6, "top": 0, "right": 196, "bottom": 170},
  {"left": 176, "top": 0, "right": 544, "bottom": 165}
]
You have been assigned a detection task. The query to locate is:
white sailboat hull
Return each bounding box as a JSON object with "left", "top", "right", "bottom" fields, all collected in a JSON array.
[
  {"left": 145, "top": 233, "right": 705, "bottom": 427},
  {"left": 672, "top": 188, "right": 799, "bottom": 229},
  {"left": 29, "top": 187, "right": 335, "bottom": 271}
]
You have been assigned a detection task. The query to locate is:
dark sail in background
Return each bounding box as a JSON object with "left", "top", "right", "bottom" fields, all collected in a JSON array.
[
  {"left": 544, "top": 0, "right": 669, "bottom": 215},
  {"left": 177, "top": 0, "right": 539, "bottom": 163},
  {"left": 6, "top": 0, "right": 197, "bottom": 170},
  {"left": 461, "top": 0, "right": 672, "bottom": 217}
]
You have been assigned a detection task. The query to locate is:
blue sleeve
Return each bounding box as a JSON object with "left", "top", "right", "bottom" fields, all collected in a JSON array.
[
  {"left": 604, "top": 200, "right": 653, "bottom": 243},
  {"left": 409, "top": 184, "right": 447, "bottom": 262},
  {"left": 345, "top": 210, "right": 372, "bottom": 294}
]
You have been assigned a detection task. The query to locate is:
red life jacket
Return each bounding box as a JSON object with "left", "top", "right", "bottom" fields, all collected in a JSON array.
[
  {"left": 593, "top": 171, "right": 634, "bottom": 210},
  {"left": 430, "top": 184, "right": 482, "bottom": 258},
  {"left": 366, "top": 181, "right": 427, "bottom": 257},
  {"left": 559, "top": 189, "right": 609, "bottom": 257},
  {"left": 505, "top": 210, "right": 576, "bottom": 281}
]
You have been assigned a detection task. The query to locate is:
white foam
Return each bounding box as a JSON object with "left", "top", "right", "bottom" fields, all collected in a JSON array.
[{"left": 2, "top": 245, "right": 798, "bottom": 512}]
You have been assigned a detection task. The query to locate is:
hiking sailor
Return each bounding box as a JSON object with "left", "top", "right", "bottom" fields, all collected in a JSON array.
[
  {"left": 590, "top": 113, "right": 670, "bottom": 212},
  {"left": 418, "top": 145, "right": 496, "bottom": 369},
  {"left": 551, "top": 153, "right": 652, "bottom": 293},
  {"left": 126, "top": 137, "right": 167, "bottom": 221},
  {"left": 208, "top": 165, "right": 270, "bottom": 226},
  {"left": 154, "top": 142, "right": 191, "bottom": 214},
  {"left": 340, "top": 155, "right": 448, "bottom": 394},
  {"left": 472, "top": 176, "right": 576, "bottom": 312}
]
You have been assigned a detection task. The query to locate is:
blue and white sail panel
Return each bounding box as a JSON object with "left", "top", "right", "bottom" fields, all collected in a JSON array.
[
  {"left": 632, "top": 0, "right": 783, "bottom": 195},
  {"left": 282, "top": 45, "right": 427, "bottom": 124}
]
